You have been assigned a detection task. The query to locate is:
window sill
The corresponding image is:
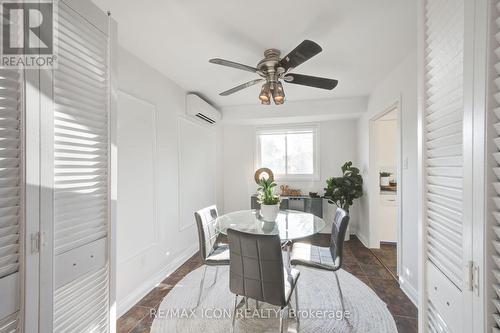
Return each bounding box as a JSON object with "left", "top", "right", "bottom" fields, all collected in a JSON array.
[{"left": 274, "top": 175, "right": 321, "bottom": 182}]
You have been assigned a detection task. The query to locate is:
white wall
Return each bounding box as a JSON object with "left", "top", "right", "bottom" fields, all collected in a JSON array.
[
  {"left": 115, "top": 48, "right": 221, "bottom": 315},
  {"left": 221, "top": 97, "right": 367, "bottom": 125},
  {"left": 221, "top": 119, "right": 360, "bottom": 230},
  {"left": 375, "top": 118, "right": 398, "bottom": 172},
  {"left": 178, "top": 117, "right": 217, "bottom": 231},
  {"left": 357, "top": 51, "right": 418, "bottom": 303}
]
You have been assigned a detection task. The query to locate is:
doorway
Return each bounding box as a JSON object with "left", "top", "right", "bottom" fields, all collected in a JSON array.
[{"left": 369, "top": 103, "right": 401, "bottom": 279}]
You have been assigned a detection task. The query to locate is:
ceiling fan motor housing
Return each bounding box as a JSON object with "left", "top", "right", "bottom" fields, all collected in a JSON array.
[{"left": 257, "top": 49, "right": 285, "bottom": 83}]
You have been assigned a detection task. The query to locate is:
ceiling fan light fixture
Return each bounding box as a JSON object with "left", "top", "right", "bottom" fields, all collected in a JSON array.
[
  {"left": 272, "top": 81, "right": 285, "bottom": 105},
  {"left": 259, "top": 82, "right": 271, "bottom": 103}
]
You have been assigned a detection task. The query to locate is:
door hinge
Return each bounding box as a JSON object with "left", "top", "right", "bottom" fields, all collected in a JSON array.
[
  {"left": 30, "top": 232, "right": 40, "bottom": 253},
  {"left": 467, "top": 261, "right": 479, "bottom": 296},
  {"left": 30, "top": 232, "right": 45, "bottom": 254}
]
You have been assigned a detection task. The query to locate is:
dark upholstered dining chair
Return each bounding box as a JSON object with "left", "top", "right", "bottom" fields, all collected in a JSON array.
[
  {"left": 290, "top": 207, "right": 350, "bottom": 313},
  {"left": 194, "top": 205, "right": 229, "bottom": 307},
  {"left": 227, "top": 228, "right": 300, "bottom": 333}
]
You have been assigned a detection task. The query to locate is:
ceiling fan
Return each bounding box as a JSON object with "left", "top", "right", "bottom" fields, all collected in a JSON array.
[{"left": 209, "top": 40, "right": 338, "bottom": 105}]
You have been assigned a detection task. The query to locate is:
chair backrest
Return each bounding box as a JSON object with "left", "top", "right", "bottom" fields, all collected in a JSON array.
[
  {"left": 330, "top": 207, "right": 350, "bottom": 269},
  {"left": 227, "top": 229, "right": 286, "bottom": 307},
  {"left": 194, "top": 205, "right": 219, "bottom": 263}
]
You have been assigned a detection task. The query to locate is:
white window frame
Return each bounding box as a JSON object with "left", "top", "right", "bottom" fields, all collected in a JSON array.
[{"left": 255, "top": 124, "right": 320, "bottom": 181}]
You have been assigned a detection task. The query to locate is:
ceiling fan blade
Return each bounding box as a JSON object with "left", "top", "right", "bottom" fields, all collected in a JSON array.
[
  {"left": 279, "top": 40, "right": 322, "bottom": 71},
  {"left": 283, "top": 74, "right": 338, "bottom": 90},
  {"left": 219, "top": 79, "right": 264, "bottom": 96},
  {"left": 209, "top": 58, "right": 257, "bottom": 73}
]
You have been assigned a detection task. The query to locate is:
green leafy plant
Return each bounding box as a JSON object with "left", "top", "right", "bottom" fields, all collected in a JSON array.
[
  {"left": 257, "top": 178, "right": 281, "bottom": 205},
  {"left": 379, "top": 172, "right": 391, "bottom": 177},
  {"left": 324, "top": 161, "right": 364, "bottom": 213}
]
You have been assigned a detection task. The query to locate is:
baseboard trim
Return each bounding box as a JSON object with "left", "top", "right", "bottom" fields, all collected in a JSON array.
[
  {"left": 399, "top": 277, "right": 418, "bottom": 306},
  {"left": 355, "top": 232, "right": 370, "bottom": 248},
  {"left": 117, "top": 244, "right": 198, "bottom": 317}
]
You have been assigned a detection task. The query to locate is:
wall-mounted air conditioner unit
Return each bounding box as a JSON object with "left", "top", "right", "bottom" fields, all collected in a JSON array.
[{"left": 186, "top": 93, "right": 221, "bottom": 124}]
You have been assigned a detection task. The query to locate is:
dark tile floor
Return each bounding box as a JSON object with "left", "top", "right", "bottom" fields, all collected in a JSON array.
[
  {"left": 371, "top": 243, "right": 398, "bottom": 279},
  {"left": 118, "top": 235, "right": 417, "bottom": 333}
]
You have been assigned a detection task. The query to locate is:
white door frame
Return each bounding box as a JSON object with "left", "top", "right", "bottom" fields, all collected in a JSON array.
[
  {"left": 469, "top": 0, "right": 487, "bottom": 331},
  {"left": 367, "top": 99, "right": 403, "bottom": 277},
  {"left": 108, "top": 13, "right": 118, "bottom": 333},
  {"left": 469, "top": 0, "right": 488, "bottom": 330},
  {"left": 23, "top": 66, "right": 41, "bottom": 333},
  {"left": 416, "top": 0, "right": 426, "bottom": 329}
]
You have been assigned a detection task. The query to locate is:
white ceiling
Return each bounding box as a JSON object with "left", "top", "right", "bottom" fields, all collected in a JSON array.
[{"left": 94, "top": 0, "right": 416, "bottom": 107}]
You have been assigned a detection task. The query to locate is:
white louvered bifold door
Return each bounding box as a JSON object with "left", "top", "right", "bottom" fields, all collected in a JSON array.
[
  {"left": 0, "top": 69, "right": 23, "bottom": 333},
  {"left": 422, "top": 0, "right": 473, "bottom": 332},
  {"left": 39, "top": 1, "right": 111, "bottom": 332}
]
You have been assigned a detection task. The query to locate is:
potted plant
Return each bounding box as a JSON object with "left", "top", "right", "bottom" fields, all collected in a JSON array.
[
  {"left": 379, "top": 172, "right": 391, "bottom": 187},
  {"left": 324, "top": 161, "right": 363, "bottom": 214},
  {"left": 257, "top": 178, "right": 281, "bottom": 222}
]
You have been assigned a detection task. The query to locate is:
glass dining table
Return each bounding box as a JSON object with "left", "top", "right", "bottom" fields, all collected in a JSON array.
[
  {"left": 215, "top": 209, "right": 326, "bottom": 244},
  {"left": 216, "top": 209, "right": 326, "bottom": 307}
]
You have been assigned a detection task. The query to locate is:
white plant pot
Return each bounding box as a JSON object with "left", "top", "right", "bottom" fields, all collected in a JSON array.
[
  {"left": 380, "top": 177, "right": 390, "bottom": 187},
  {"left": 260, "top": 203, "right": 280, "bottom": 222}
]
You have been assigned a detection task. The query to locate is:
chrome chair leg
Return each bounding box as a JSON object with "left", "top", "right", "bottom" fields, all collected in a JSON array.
[
  {"left": 294, "top": 284, "right": 299, "bottom": 311},
  {"left": 281, "top": 240, "right": 292, "bottom": 271},
  {"left": 334, "top": 270, "right": 345, "bottom": 314},
  {"left": 286, "top": 245, "right": 291, "bottom": 271},
  {"left": 231, "top": 295, "right": 238, "bottom": 333},
  {"left": 279, "top": 307, "right": 284, "bottom": 333},
  {"left": 294, "top": 284, "right": 300, "bottom": 327},
  {"left": 195, "top": 265, "right": 208, "bottom": 308},
  {"left": 210, "top": 266, "right": 219, "bottom": 287}
]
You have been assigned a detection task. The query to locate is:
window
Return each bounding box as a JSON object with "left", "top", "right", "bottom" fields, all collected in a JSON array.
[{"left": 256, "top": 126, "right": 319, "bottom": 180}]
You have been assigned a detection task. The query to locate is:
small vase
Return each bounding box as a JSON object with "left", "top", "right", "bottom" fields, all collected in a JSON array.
[
  {"left": 260, "top": 203, "right": 280, "bottom": 222},
  {"left": 380, "top": 177, "right": 390, "bottom": 187}
]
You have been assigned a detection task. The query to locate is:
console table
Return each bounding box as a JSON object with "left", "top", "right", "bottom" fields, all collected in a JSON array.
[{"left": 250, "top": 194, "right": 323, "bottom": 218}]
